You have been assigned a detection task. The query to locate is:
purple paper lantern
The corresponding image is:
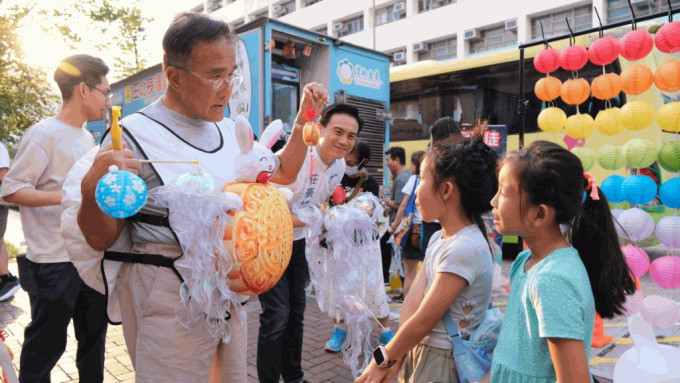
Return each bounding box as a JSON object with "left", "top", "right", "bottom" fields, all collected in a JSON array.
[
  {"left": 649, "top": 256, "right": 680, "bottom": 289},
  {"left": 622, "top": 175, "right": 658, "bottom": 206},
  {"left": 656, "top": 216, "right": 680, "bottom": 249},
  {"left": 623, "top": 290, "right": 644, "bottom": 316},
  {"left": 641, "top": 295, "right": 680, "bottom": 328},
  {"left": 659, "top": 178, "right": 680, "bottom": 209},
  {"left": 622, "top": 245, "right": 650, "bottom": 278},
  {"left": 617, "top": 208, "right": 656, "bottom": 242},
  {"left": 601, "top": 175, "right": 625, "bottom": 203}
]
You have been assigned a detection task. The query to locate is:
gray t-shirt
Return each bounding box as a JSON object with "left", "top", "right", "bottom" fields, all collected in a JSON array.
[
  {"left": 421, "top": 225, "right": 493, "bottom": 349},
  {"left": 101, "top": 98, "right": 221, "bottom": 246},
  {"left": 389, "top": 169, "right": 412, "bottom": 223}
]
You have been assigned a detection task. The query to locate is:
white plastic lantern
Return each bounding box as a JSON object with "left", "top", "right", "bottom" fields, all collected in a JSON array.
[
  {"left": 617, "top": 208, "right": 656, "bottom": 242},
  {"left": 641, "top": 295, "right": 680, "bottom": 328},
  {"left": 655, "top": 215, "right": 680, "bottom": 248}
]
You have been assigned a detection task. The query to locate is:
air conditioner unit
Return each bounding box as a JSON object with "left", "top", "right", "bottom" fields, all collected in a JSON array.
[
  {"left": 412, "top": 42, "right": 426, "bottom": 52},
  {"left": 463, "top": 29, "right": 478, "bottom": 40},
  {"left": 394, "top": 2, "right": 406, "bottom": 14},
  {"left": 505, "top": 18, "right": 518, "bottom": 30},
  {"left": 333, "top": 22, "right": 346, "bottom": 32},
  {"left": 393, "top": 51, "right": 406, "bottom": 62}
]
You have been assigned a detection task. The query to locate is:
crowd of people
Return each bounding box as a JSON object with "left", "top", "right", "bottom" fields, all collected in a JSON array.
[{"left": 0, "top": 10, "right": 638, "bottom": 383}]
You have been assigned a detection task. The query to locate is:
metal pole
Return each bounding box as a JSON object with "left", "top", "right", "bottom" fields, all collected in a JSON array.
[
  {"left": 518, "top": 47, "right": 525, "bottom": 150},
  {"left": 372, "top": 0, "right": 376, "bottom": 50}
]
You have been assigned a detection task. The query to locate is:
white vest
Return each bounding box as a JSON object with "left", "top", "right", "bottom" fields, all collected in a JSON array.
[{"left": 61, "top": 112, "right": 239, "bottom": 323}]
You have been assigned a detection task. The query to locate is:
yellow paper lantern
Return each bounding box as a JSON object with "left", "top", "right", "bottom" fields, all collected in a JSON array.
[
  {"left": 620, "top": 101, "right": 655, "bottom": 131},
  {"left": 621, "top": 64, "right": 654, "bottom": 95},
  {"left": 591, "top": 73, "right": 622, "bottom": 100},
  {"left": 560, "top": 78, "right": 591, "bottom": 105},
  {"left": 597, "top": 144, "right": 626, "bottom": 170},
  {"left": 595, "top": 107, "right": 623, "bottom": 136},
  {"left": 571, "top": 147, "right": 595, "bottom": 171},
  {"left": 654, "top": 60, "right": 680, "bottom": 92},
  {"left": 537, "top": 107, "right": 567, "bottom": 133},
  {"left": 565, "top": 113, "right": 595, "bottom": 139},
  {"left": 622, "top": 138, "right": 659, "bottom": 169},
  {"left": 657, "top": 102, "right": 680, "bottom": 133},
  {"left": 534, "top": 76, "right": 562, "bottom": 102}
]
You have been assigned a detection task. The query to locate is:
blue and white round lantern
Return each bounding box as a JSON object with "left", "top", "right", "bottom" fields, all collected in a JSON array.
[
  {"left": 622, "top": 175, "right": 658, "bottom": 206},
  {"left": 95, "top": 165, "right": 147, "bottom": 218},
  {"left": 600, "top": 175, "right": 626, "bottom": 203},
  {"left": 659, "top": 178, "right": 680, "bottom": 209}
]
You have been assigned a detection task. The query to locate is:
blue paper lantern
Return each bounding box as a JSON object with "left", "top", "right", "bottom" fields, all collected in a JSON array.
[
  {"left": 95, "top": 166, "right": 148, "bottom": 218},
  {"left": 622, "top": 175, "right": 658, "bottom": 206},
  {"left": 601, "top": 175, "right": 626, "bottom": 203},
  {"left": 659, "top": 178, "right": 680, "bottom": 209}
]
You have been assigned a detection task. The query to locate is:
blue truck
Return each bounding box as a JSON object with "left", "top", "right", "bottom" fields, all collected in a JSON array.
[{"left": 93, "top": 18, "right": 392, "bottom": 183}]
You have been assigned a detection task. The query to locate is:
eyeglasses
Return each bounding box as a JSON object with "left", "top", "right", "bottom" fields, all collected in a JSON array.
[
  {"left": 89, "top": 85, "right": 112, "bottom": 101},
  {"left": 175, "top": 67, "right": 243, "bottom": 90}
]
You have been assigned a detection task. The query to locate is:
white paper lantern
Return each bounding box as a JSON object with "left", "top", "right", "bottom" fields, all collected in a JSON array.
[
  {"left": 641, "top": 295, "right": 680, "bottom": 328},
  {"left": 617, "top": 208, "right": 656, "bottom": 242},
  {"left": 656, "top": 215, "right": 680, "bottom": 248},
  {"left": 623, "top": 290, "right": 644, "bottom": 316}
]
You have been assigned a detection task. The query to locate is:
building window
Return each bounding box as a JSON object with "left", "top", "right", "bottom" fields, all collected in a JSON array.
[
  {"left": 418, "top": 0, "right": 456, "bottom": 13},
  {"left": 337, "top": 15, "right": 364, "bottom": 37},
  {"left": 273, "top": 1, "right": 295, "bottom": 17},
  {"left": 206, "top": 0, "right": 224, "bottom": 13},
  {"left": 191, "top": 4, "right": 205, "bottom": 13},
  {"left": 304, "top": 0, "right": 324, "bottom": 6},
  {"left": 607, "top": 0, "right": 680, "bottom": 24},
  {"left": 375, "top": 4, "right": 404, "bottom": 26},
  {"left": 469, "top": 25, "right": 518, "bottom": 54},
  {"left": 417, "top": 36, "right": 457, "bottom": 61},
  {"left": 530, "top": 5, "right": 592, "bottom": 40}
]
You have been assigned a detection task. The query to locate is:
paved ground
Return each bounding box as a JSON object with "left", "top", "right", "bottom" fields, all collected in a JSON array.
[{"left": 2, "top": 208, "right": 680, "bottom": 382}]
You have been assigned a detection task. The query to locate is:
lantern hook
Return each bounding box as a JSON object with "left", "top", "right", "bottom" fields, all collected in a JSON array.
[
  {"left": 566, "top": 18, "right": 575, "bottom": 46},
  {"left": 594, "top": 6, "right": 604, "bottom": 38},
  {"left": 668, "top": 0, "right": 674, "bottom": 22},
  {"left": 626, "top": 0, "right": 638, "bottom": 30},
  {"left": 539, "top": 20, "right": 548, "bottom": 48}
]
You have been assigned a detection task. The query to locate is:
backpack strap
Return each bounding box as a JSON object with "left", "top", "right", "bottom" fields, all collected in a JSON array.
[{"left": 442, "top": 311, "right": 467, "bottom": 357}]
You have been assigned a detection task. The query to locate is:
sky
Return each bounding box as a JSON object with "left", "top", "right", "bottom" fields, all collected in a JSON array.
[{"left": 3, "top": 0, "right": 190, "bottom": 81}]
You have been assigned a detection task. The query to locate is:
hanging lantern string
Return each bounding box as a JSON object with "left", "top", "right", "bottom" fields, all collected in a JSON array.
[
  {"left": 138, "top": 159, "right": 201, "bottom": 172},
  {"left": 594, "top": 6, "right": 604, "bottom": 38}
]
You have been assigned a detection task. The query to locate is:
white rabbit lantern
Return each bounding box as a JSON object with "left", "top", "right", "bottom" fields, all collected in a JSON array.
[{"left": 222, "top": 116, "right": 294, "bottom": 295}]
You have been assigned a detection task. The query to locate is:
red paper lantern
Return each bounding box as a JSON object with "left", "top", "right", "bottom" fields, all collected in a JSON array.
[
  {"left": 534, "top": 48, "right": 561, "bottom": 74},
  {"left": 620, "top": 29, "right": 654, "bottom": 61},
  {"left": 621, "top": 64, "right": 654, "bottom": 95},
  {"left": 654, "top": 59, "right": 680, "bottom": 92},
  {"left": 591, "top": 73, "right": 622, "bottom": 100},
  {"left": 589, "top": 36, "right": 621, "bottom": 66},
  {"left": 655, "top": 21, "right": 680, "bottom": 53},
  {"left": 560, "top": 78, "right": 591, "bottom": 105},
  {"left": 534, "top": 76, "right": 562, "bottom": 101},
  {"left": 560, "top": 45, "right": 589, "bottom": 71}
]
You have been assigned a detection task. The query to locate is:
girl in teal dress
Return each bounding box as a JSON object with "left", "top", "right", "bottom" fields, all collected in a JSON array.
[{"left": 489, "top": 141, "right": 635, "bottom": 383}]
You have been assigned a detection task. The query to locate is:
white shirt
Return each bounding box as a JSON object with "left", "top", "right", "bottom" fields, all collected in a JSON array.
[
  {"left": 0, "top": 143, "right": 9, "bottom": 169},
  {"left": 401, "top": 175, "right": 422, "bottom": 224},
  {"left": 1, "top": 118, "right": 94, "bottom": 263}
]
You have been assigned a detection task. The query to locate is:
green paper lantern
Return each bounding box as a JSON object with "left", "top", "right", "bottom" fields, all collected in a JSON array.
[
  {"left": 537, "top": 107, "right": 566, "bottom": 133},
  {"left": 621, "top": 100, "right": 655, "bottom": 131},
  {"left": 595, "top": 107, "right": 623, "bottom": 136},
  {"left": 597, "top": 144, "right": 625, "bottom": 170},
  {"left": 657, "top": 102, "right": 680, "bottom": 133},
  {"left": 658, "top": 141, "right": 680, "bottom": 172},
  {"left": 572, "top": 147, "right": 595, "bottom": 171},
  {"left": 622, "top": 138, "right": 658, "bottom": 169},
  {"left": 565, "top": 113, "right": 594, "bottom": 139}
]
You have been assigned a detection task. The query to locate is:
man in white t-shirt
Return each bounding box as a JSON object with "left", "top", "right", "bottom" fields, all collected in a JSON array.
[
  {"left": 257, "top": 103, "right": 361, "bottom": 383},
  {"left": 1, "top": 54, "right": 108, "bottom": 382},
  {"left": 0, "top": 142, "right": 19, "bottom": 301}
]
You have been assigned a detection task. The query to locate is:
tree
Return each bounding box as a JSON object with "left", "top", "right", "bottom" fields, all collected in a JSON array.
[
  {"left": 0, "top": 3, "right": 59, "bottom": 143},
  {"left": 41, "top": 0, "right": 153, "bottom": 80}
]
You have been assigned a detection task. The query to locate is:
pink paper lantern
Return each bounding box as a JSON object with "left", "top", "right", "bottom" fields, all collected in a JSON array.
[
  {"left": 623, "top": 290, "right": 644, "bottom": 316},
  {"left": 620, "top": 29, "right": 654, "bottom": 61},
  {"left": 559, "top": 45, "right": 589, "bottom": 71},
  {"left": 622, "top": 245, "right": 650, "bottom": 278},
  {"left": 656, "top": 215, "right": 680, "bottom": 248},
  {"left": 617, "top": 207, "right": 656, "bottom": 242},
  {"left": 649, "top": 256, "right": 680, "bottom": 289},
  {"left": 655, "top": 21, "right": 680, "bottom": 53},
  {"left": 534, "top": 48, "right": 561, "bottom": 73},
  {"left": 641, "top": 295, "right": 680, "bottom": 328},
  {"left": 589, "top": 36, "right": 621, "bottom": 66}
]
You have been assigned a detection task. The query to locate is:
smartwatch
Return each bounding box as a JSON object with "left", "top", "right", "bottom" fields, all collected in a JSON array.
[{"left": 373, "top": 345, "right": 395, "bottom": 368}]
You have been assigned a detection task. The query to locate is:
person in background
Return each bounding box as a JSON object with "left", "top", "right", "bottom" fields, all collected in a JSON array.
[
  {"left": 0, "top": 142, "right": 19, "bottom": 301},
  {"left": 1, "top": 54, "right": 109, "bottom": 383},
  {"left": 389, "top": 151, "right": 425, "bottom": 300},
  {"left": 381, "top": 147, "right": 412, "bottom": 286}
]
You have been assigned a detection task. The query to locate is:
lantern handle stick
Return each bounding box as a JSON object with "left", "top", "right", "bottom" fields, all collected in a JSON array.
[
  {"left": 565, "top": 17, "right": 575, "bottom": 46},
  {"left": 539, "top": 20, "right": 548, "bottom": 49},
  {"left": 626, "top": 0, "right": 637, "bottom": 30},
  {"left": 594, "top": 7, "right": 604, "bottom": 38},
  {"left": 668, "top": 0, "right": 674, "bottom": 22},
  {"left": 138, "top": 159, "right": 201, "bottom": 172}
]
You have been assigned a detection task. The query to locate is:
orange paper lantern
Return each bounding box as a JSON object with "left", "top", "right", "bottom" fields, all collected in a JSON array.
[
  {"left": 591, "top": 73, "right": 622, "bottom": 100},
  {"left": 654, "top": 60, "right": 680, "bottom": 92},
  {"left": 621, "top": 64, "right": 654, "bottom": 95},
  {"left": 560, "top": 78, "right": 590, "bottom": 105},
  {"left": 534, "top": 76, "right": 562, "bottom": 101}
]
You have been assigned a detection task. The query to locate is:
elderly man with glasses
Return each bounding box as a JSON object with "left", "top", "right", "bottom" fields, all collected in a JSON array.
[
  {"left": 1, "top": 54, "right": 110, "bottom": 383},
  {"left": 70, "top": 12, "right": 328, "bottom": 382}
]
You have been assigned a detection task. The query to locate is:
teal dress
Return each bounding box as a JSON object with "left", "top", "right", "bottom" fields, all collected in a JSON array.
[{"left": 491, "top": 247, "right": 595, "bottom": 383}]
